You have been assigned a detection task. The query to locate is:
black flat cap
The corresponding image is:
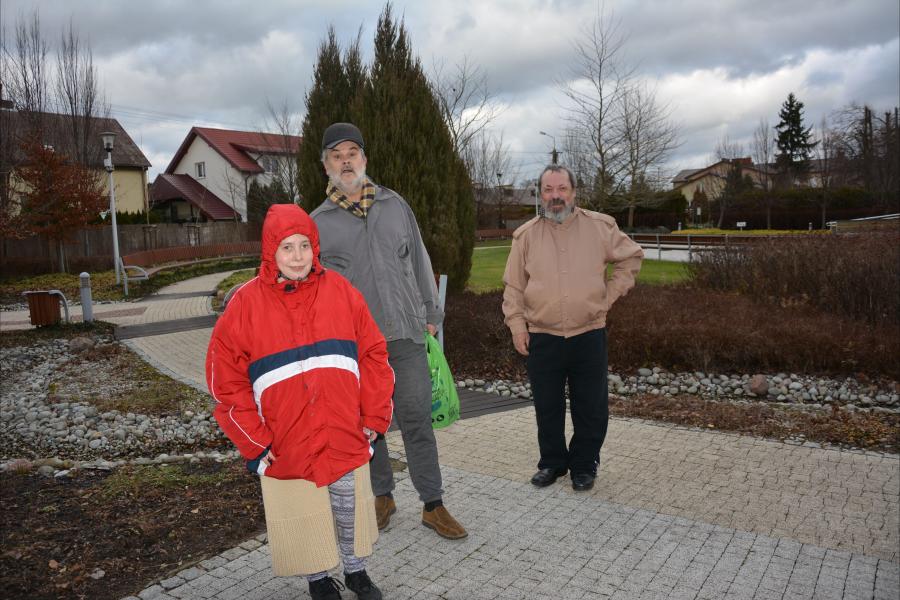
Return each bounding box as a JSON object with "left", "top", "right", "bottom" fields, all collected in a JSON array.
[{"left": 322, "top": 122, "right": 365, "bottom": 150}]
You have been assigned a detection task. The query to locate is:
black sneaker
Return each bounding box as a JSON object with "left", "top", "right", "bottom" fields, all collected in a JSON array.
[
  {"left": 309, "top": 575, "right": 345, "bottom": 600},
  {"left": 344, "top": 569, "right": 383, "bottom": 600}
]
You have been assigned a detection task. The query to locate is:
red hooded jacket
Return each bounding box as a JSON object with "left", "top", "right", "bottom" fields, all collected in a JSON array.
[{"left": 206, "top": 204, "right": 394, "bottom": 486}]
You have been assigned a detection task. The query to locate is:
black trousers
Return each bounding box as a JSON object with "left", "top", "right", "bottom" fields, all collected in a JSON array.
[{"left": 526, "top": 328, "right": 609, "bottom": 476}]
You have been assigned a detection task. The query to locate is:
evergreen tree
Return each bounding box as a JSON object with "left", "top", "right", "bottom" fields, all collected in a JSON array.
[
  {"left": 247, "top": 180, "right": 289, "bottom": 224},
  {"left": 297, "top": 28, "right": 358, "bottom": 211},
  {"left": 355, "top": 4, "right": 474, "bottom": 290},
  {"left": 299, "top": 4, "right": 474, "bottom": 289},
  {"left": 774, "top": 93, "right": 817, "bottom": 187}
]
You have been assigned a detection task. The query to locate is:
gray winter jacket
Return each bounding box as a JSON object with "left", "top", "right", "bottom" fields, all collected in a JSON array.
[{"left": 310, "top": 184, "right": 443, "bottom": 344}]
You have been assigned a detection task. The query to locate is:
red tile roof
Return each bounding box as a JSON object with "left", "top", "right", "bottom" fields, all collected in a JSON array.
[
  {"left": 151, "top": 173, "right": 240, "bottom": 221},
  {"left": 164, "top": 127, "right": 302, "bottom": 175}
]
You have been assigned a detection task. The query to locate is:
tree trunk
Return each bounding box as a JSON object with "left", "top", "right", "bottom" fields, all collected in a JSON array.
[
  {"left": 57, "top": 239, "right": 68, "bottom": 274},
  {"left": 716, "top": 201, "right": 725, "bottom": 229},
  {"left": 627, "top": 204, "right": 635, "bottom": 229}
]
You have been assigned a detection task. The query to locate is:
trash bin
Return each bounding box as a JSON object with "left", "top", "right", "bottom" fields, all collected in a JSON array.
[{"left": 23, "top": 291, "right": 61, "bottom": 327}]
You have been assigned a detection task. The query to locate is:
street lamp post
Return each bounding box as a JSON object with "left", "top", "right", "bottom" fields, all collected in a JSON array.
[
  {"left": 101, "top": 131, "right": 121, "bottom": 284},
  {"left": 539, "top": 130, "right": 558, "bottom": 164},
  {"left": 496, "top": 172, "right": 504, "bottom": 229}
]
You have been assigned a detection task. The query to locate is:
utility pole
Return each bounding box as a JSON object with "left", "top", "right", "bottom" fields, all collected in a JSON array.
[{"left": 539, "top": 131, "right": 558, "bottom": 164}]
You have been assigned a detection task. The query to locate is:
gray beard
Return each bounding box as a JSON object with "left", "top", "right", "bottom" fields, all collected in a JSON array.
[
  {"left": 544, "top": 205, "right": 574, "bottom": 224},
  {"left": 329, "top": 169, "right": 366, "bottom": 195}
]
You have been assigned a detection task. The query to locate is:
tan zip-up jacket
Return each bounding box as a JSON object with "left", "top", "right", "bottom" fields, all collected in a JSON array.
[{"left": 502, "top": 208, "right": 644, "bottom": 338}]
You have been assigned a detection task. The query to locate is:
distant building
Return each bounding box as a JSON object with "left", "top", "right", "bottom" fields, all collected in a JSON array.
[
  {"left": 152, "top": 127, "right": 301, "bottom": 222},
  {"left": 1, "top": 108, "right": 151, "bottom": 215},
  {"left": 672, "top": 156, "right": 827, "bottom": 208}
]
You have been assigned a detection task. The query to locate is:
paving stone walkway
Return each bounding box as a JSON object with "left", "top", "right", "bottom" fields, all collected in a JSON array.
[
  {"left": 7, "top": 271, "right": 895, "bottom": 599},
  {"left": 126, "top": 459, "right": 898, "bottom": 600}
]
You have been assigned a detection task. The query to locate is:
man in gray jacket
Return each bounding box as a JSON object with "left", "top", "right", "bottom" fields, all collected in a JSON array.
[{"left": 311, "top": 122, "right": 467, "bottom": 540}]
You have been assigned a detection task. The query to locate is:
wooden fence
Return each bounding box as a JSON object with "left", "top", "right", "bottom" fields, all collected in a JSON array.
[{"left": 1, "top": 221, "right": 261, "bottom": 276}]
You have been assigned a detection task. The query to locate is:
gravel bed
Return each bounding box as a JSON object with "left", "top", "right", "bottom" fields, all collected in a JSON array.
[
  {"left": 1, "top": 336, "right": 228, "bottom": 471},
  {"left": 3, "top": 335, "right": 897, "bottom": 477},
  {"left": 457, "top": 365, "right": 899, "bottom": 414}
]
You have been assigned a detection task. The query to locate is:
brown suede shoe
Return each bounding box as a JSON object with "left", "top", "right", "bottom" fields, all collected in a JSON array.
[
  {"left": 374, "top": 495, "right": 396, "bottom": 530},
  {"left": 421, "top": 506, "right": 468, "bottom": 539}
]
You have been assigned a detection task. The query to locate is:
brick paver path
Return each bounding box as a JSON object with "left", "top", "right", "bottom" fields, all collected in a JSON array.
[{"left": 16, "top": 271, "right": 891, "bottom": 599}]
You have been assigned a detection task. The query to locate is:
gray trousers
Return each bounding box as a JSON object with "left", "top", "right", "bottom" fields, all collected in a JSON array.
[{"left": 370, "top": 338, "right": 444, "bottom": 503}]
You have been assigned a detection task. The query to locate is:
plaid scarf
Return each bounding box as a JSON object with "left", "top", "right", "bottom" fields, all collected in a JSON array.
[{"left": 327, "top": 177, "right": 377, "bottom": 219}]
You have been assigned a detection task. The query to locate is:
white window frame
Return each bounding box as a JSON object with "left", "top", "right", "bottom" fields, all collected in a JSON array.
[{"left": 195, "top": 161, "right": 206, "bottom": 179}]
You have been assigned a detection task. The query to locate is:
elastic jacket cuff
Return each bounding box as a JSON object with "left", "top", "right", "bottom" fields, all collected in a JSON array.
[{"left": 246, "top": 446, "right": 271, "bottom": 477}]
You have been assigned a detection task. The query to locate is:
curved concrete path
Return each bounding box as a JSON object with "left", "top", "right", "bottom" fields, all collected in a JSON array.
[{"left": 6, "top": 272, "right": 895, "bottom": 599}]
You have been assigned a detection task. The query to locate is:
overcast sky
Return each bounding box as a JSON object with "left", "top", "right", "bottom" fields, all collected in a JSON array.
[{"left": 2, "top": 0, "right": 898, "bottom": 185}]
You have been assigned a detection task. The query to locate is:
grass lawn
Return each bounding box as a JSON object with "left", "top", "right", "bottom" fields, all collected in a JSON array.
[
  {"left": 468, "top": 242, "right": 688, "bottom": 292},
  {"left": 672, "top": 228, "right": 829, "bottom": 235}
]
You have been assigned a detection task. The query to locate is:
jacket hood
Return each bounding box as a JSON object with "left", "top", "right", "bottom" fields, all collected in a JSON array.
[{"left": 259, "top": 204, "right": 322, "bottom": 284}]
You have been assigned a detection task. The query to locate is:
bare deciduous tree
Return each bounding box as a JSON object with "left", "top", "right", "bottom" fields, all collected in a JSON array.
[
  {"left": 263, "top": 98, "right": 303, "bottom": 203},
  {"left": 5, "top": 11, "right": 50, "bottom": 126},
  {"left": 706, "top": 134, "right": 752, "bottom": 228},
  {"left": 559, "top": 2, "right": 633, "bottom": 201},
  {"left": 463, "top": 130, "right": 512, "bottom": 228},
  {"left": 560, "top": 2, "right": 679, "bottom": 228},
  {"left": 2, "top": 9, "right": 107, "bottom": 160},
  {"left": 56, "top": 19, "right": 108, "bottom": 166},
  {"left": 714, "top": 134, "right": 744, "bottom": 161},
  {"left": 615, "top": 83, "right": 679, "bottom": 227},
  {"left": 430, "top": 55, "right": 502, "bottom": 162},
  {"left": 812, "top": 115, "right": 842, "bottom": 228},
  {"left": 752, "top": 118, "right": 775, "bottom": 229}
]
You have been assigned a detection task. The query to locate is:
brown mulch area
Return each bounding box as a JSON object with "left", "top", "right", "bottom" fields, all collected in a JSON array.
[
  {"left": 2, "top": 397, "right": 897, "bottom": 600},
  {"left": 611, "top": 394, "right": 900, "bottom": 453},
  {"left": 444, "top": 286, "right": 900, "bottom": 381},
  {"left": 0, "top": 461, "right": 264, "bottom": 600}
]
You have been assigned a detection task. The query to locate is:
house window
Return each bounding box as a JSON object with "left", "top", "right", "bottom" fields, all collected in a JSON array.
[
  {"left": 261, "top": 155, "right": 277, "bottom": 173},
  {"left": 195, "top": 162, "right": 206, "bottom": 179}
]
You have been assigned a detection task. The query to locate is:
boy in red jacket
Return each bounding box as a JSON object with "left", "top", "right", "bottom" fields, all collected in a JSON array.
[{"left": 206, "top": 204, "right": 393, "bottom": 600}]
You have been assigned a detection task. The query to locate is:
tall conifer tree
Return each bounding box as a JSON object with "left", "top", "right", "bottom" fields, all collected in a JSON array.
[
  {"left": 299, "top": 4, "right": 474, "bottom": 289},
  {"left": 357, "top": 4, "right": 474, "bottom": 290},
  {"left": 298, "top": 28, "right": 355, "bottom": 211},
  {"left": 774, "top": 92, "right": 817, "bottom": 187}
]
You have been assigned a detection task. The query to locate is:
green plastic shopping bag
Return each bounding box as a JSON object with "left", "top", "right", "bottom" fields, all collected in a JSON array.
[{"left": 425, "top": 333, "right": 460, "bottom": 429}]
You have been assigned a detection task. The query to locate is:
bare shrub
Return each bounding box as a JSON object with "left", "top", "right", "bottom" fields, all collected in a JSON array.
[
  {"left": 444, "top": 286, "right": 900, "bottom": 380},
  {"left": 689, "top": 232, "right": 900, "bottom": 326}
]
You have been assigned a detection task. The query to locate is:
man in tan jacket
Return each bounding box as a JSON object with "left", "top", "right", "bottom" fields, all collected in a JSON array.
[{"left": 502, "top": 165, "right": 643, "bottom": 492}]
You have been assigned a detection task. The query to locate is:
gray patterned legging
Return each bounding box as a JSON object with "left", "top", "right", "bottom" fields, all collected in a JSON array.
[{"left": 306, "top": 471, "right": 366, "bottom": 581}]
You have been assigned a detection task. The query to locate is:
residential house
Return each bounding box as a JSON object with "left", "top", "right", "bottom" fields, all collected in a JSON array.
[
  {"left": 471, "top": 180, "right": 541, "bottom": 229},
  {"left": 152, "top": 127, "right": 301, "bottom": 222},
  {"left": 1, "top": 107, "right": 151, "bottom": 215},
  {"left": 672, "top": 156, "right": 828, "bottom": 206}
]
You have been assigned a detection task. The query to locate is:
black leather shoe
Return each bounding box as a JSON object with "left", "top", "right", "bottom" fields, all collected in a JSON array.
[
  {"left": 344, "top": 569, "right": 382, "bottom": 600},
  {"left": 571, "top": 472, "right": 595, "bottom": 491},
  {"left": 530, "top": 467, "right": 568, "bottom": 487}
]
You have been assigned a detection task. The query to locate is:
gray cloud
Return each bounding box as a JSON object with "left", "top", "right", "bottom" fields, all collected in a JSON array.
[{"left": 2, "top": 0, "right": 897, "bottom": 181}]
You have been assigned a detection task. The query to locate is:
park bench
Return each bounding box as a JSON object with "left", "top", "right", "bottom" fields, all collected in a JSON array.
[{"left": 120, "top": 241, "right": 261, "bottom": 296}]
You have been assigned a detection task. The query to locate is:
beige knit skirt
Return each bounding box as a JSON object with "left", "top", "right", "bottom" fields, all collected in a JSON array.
[{"left": 259, "top": 463, "right": 378, "bottom": 576}]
